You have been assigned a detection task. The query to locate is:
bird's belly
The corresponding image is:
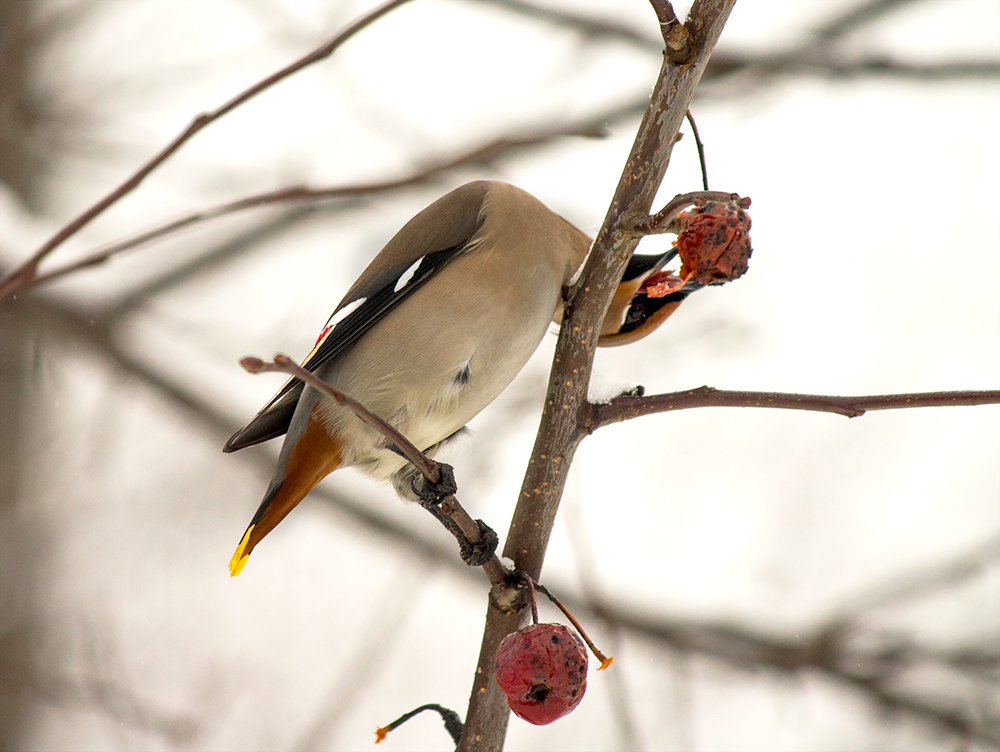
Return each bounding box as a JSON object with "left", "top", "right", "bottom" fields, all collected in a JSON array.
[{"left": 313, "top": 259, "right": 563, "bottom": 479}]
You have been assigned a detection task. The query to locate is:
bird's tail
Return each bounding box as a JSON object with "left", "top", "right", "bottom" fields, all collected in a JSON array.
[{"left": 229, "top": 413, "right": 343, "bottom": 576}]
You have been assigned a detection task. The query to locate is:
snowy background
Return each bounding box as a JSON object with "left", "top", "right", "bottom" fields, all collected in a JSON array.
[{"left": 1, "top": 0, "right": 998, "bottom": 750}]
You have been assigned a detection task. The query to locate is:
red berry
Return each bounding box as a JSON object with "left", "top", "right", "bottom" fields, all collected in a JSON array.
[
  {"left": 494, "top": 623, "right": 588, "bottom": 725},
  {"left": 675, "top": 201, "right": 752, "bottom": 285},
  {"left": 639, "top": 270, "right": 685, "bottom": 298}
]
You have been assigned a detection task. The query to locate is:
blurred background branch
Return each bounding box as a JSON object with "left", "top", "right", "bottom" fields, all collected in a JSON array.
[{"left": 0, "top": 0, "right": 997, "bottom": 749}]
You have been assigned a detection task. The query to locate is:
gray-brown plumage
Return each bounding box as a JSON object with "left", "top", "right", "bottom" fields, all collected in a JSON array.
[{"left": 225, "top": 181, "right": 689, "bottom": 575}]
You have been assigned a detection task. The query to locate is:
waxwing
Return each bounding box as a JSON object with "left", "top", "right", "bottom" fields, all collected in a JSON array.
[{"left": 224, "top": 180, "right": 693, "bottom": 575}]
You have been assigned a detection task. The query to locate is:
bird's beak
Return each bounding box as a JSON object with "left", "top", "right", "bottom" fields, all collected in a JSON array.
[{"left": 598, "top": 249, "right": 701, "bottom": 347}]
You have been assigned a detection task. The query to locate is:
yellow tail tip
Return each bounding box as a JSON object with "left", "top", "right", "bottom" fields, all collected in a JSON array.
[{"left": 228, "top": 525, "right": 254, "bottom": 577}]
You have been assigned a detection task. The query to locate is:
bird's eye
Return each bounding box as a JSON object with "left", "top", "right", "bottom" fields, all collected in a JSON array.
[{"left": 626, "top": 304, "right": 645, "bottom": 324}]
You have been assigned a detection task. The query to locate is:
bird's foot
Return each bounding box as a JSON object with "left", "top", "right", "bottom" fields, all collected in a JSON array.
[
  {"left": 409, "top": 462, "right": 458, "bottom": 504},
  {"left": 458, "top": 521, "right": 499, "bottom": 566}
]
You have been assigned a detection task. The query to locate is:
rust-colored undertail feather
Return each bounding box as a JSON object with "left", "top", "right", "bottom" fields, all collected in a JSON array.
[{"left": 229, "top": 411, "right": 343, "bottom": 576}]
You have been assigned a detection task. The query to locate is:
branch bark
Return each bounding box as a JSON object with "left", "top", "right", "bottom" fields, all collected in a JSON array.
[
  {"left": 585, "top": 387, "right": 1000, "bottom": 428},
  {"left": 458, "top": 2, "right": 740, "bottom": 748}
]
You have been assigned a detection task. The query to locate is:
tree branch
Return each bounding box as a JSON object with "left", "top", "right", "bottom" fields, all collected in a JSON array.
[
  {"left": 458, "top": 2, "right": 740, "bottom": 749},
  {"left": 13, "top": 123, "right": 609, "bottom": 296},
  {"left": 28, "top": 293, "right": 994, "bottom": 746},
  {"left": 240, "top": 353, "right": 437, "bottom": 478},
  {"left": 239, "top": 353, "right": 509, "bottom": 588},
  {"left": 0, "top": 0, "right": 415, "bottom": 300},
  {"left": 591, "top": 598, "right": 1000, "bottom": 746},
  {"left": 706, "top": 51, "right": 1000, "bottom": 82},
  {"left": 585, "top": 387, "right": 1000, "bottom": 430}
]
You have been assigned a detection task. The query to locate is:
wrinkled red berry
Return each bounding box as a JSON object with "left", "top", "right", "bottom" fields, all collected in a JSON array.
[
  {"left": 675, "top": 201, "right": 752, "bottom": 285},
  {"left": 494, "top": 623, "right": 588, "bottom": 725},
  {"left": 639, "top": 270, "right": 685, "bottom": 298}
]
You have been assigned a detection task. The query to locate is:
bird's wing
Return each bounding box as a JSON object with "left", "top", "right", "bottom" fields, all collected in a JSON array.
[{"left": 223, "top": 243, "right": 469, "bottom": 452}]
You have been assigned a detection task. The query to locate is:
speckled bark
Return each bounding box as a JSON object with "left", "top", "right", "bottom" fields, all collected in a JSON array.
[{"left": 458, "top": 2, "right": 740, "bottom": 750}]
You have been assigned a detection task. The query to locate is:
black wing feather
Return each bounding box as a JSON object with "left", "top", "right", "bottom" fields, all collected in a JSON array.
[{"left": 223, "top": 243, "right": 468, "bottom": 452}]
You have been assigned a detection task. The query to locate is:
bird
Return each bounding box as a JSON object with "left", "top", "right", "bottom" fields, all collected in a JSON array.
[{"left": 224, "top": 180, "right": 694, "bottom": 576}]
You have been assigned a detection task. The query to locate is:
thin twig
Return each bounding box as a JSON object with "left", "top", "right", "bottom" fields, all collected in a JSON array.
[
  {"left": 375, "top": 703, "right": 464, "bottom": 746},
  {"left": 240, "top": 352, "right": 438, "bottom": 479},
  {"left": 650, "top": 0, "right": 691, "bottom": 63},
  {"left": 438, "top": 495, "right": 508, "bottom": 585},
  {"left": 240, "top": 353, "right": 510, "bottom": 586},
  {"left": 628, "top": 190, "right": 747, "bottom": 237},
  {"left": 481, "top": 0, "right": 998, "bottom": 85},
  {"left": 812, "top": 0, "right": 923, "bottom": 42},
  {"left": 18, "top": 124, "right": 609, "bottom": 295},
  {"left": 825, "top": 532, "right": 1000, "bottom": 629},
  {"left": 585, "top": 386, "right": 1000, "bottom": 431},
  {"left": 476, "top": 0, "right": 660, "bottom": 51},
  {"left": 0, "top": 0, "right": 414, "bottom": 300},
  {"left": 591, "top": 597, "right": 1000, "bottom": 746},
  {"left": 649, "top": 0, "right": 678, "bottom": 29},
  {"left": 706, "top": 51, "right": 1000, "bottom": 82}
]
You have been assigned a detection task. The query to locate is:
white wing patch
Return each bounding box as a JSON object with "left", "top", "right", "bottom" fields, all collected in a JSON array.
[
  {"left": 394, "top": 258, "right": 423, "bottom": 293},
  {"left": 298, "top": 249, "right": 455, "bottom": 373},
  {"left": 302, "top": 297, "right": 366, "bottom": 366},
  {"left": 326, "top": 297, "right": 366, "bottom": 330}
]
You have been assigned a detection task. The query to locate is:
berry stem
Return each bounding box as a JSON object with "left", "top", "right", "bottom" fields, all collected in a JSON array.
[
  {"left": 684, "top": 109, "right": 709, "bottom": 191},
  {"left": 518, "top": 570, "right": 540, "bottom": 625},
  {"left": 535, "top": 582, "right": 614, "bottom": 670}
]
